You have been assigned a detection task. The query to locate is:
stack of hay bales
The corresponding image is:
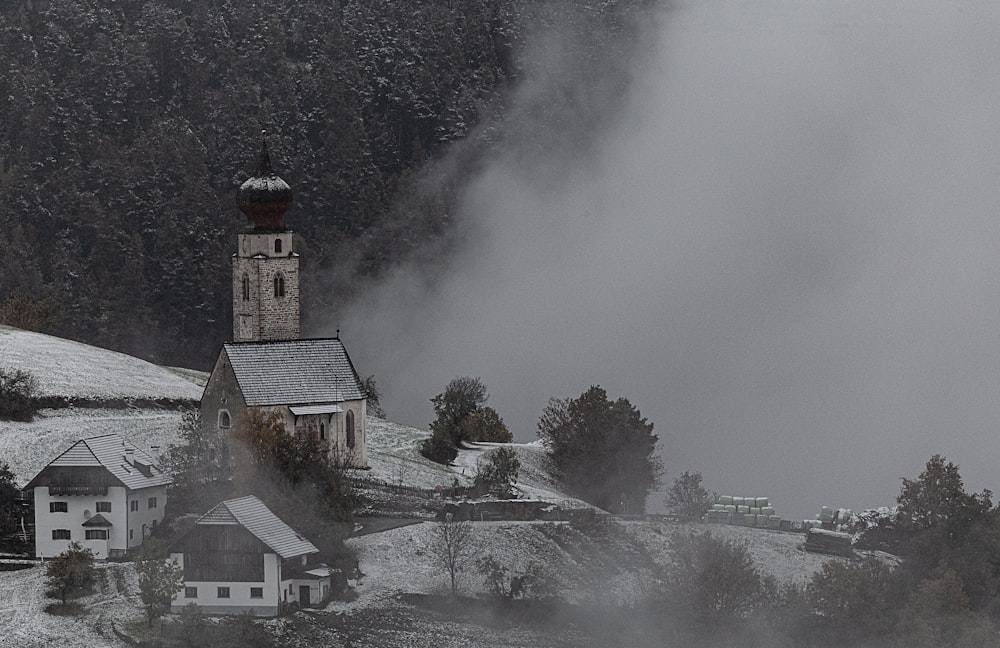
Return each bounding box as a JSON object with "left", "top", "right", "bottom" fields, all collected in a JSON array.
[
  {"left": 705, "top": 496, "right": 783, "bottom": 529},
  {"left": 807, "top": 506, "right": 854, "bottom": 531}
]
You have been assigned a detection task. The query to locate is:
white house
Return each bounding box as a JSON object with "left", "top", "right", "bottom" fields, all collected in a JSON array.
[
  {"left": 169, "top": 495, "right": 333, "bottom": 616},
  {"left": 24, "top": 434, "right": 171, "bottom": 559}
]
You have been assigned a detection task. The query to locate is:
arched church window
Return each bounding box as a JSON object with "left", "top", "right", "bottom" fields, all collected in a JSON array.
[
  {"left": 218, "top": 410, "right": 231, "bottom": 429},
  {"left": 274, "top": 238, "right": 282, "bottom": 254},
  {"left": 346, "top": 411, "right": 356, "bottom": 449},
  {"left": 274, "top": 274, "right": 285, "bottom": 297},
  {"left": 319, "top": 422, "right": 326, "bottom": 440},
  {"left": 242, "top": 275, "right": 250, "bottom": 301}
]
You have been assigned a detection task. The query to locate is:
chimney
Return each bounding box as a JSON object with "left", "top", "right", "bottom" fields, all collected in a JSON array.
[{"left": 125, "top": 448, "right": 135, "bottom": 464}]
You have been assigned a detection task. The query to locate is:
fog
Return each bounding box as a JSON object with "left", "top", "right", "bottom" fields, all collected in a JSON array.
[{"left": 337, "top": 0, "right": 1000, "bottom": 521}]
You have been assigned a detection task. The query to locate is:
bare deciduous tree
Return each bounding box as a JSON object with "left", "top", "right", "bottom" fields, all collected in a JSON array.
[{"left": 427, "top": 516, "right": 479, "bottom": 595}]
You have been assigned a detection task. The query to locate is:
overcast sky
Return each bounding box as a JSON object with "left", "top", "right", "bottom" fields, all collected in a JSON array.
[{"left": 338, "top": 0, "right": 1000, "bottom": 521}]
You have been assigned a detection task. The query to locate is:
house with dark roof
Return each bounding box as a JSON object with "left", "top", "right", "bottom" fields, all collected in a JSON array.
[
  {"left": 169, "top": 495, "right": 334, "bottom": 616},
  {"left": 199, "top": 136, "right": 368, "bottom": 471},
  {"left": 24, "top": 434, "right": 171, "bottom": 559}
]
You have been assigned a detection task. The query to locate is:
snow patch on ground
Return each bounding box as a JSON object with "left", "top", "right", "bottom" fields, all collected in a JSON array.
[
  {"left": 356, "top": 419, "right": 591, "bottom": 509},
  {"left": 0, "top": 326, "right": 203, "bottom": 401}
]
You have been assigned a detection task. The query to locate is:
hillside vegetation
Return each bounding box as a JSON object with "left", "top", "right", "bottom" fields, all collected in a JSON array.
[{"left": 0, "top": 0, "right": 651, "bottom": 369}]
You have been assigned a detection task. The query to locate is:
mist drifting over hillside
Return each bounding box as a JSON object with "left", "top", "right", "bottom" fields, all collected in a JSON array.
[{"left": 340, "top": 0, "right": 1000, "bottom": 521}]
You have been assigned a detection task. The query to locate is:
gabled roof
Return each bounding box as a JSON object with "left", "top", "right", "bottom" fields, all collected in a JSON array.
[
  {"left": 197, "top": 495, "right": 317, "bottom": 560},
  {"left": 83, "top": 513, "right": 113, "bottom": 527},
  {"left": 223, "top": 338, "right": 366, "bottom": 406},
  {"left": 26, "top": 434, "right": 171, "bottom": 491}
]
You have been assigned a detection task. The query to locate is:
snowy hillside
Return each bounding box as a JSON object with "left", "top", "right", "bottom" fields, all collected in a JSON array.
[
  {"left": 0, "top": 326, "right": 204, "bottom": 401},
  {"left": 0, "top": 326, "right": 207, "bottom": 484},
  {"left": 359, "top": 418, "right": 593, "bottom": 510}
]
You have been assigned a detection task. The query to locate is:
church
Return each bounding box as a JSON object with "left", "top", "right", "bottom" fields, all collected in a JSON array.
[{"left": 200, "top": 134, "right": 368, "bottom": 469}]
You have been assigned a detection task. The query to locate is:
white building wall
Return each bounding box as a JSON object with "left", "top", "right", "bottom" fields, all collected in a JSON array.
[
  {"left": 33, "top": 486, "right": 128, "bottom": 559},
  {"left": 34, "top": 483, "right": 168, "bottom": 559},
  {"left": 126, "top": 485, "right": 168, "bottom": 549},
  {"left": 170, "top": 552, "right": 282, "bottom": 616}
]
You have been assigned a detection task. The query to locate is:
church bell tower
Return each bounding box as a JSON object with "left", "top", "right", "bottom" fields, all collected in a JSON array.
[{"left": 232, "top": 132, "right": 300, "bottom": 342}]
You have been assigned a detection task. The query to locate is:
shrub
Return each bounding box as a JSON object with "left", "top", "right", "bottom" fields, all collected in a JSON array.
[
  {"left": 0, "top": 366, "right": 38, "bottom": 421},
  {"left": 665, "top": 530, "right": 774, "bottom": 629},
  {"left": 45, "top": 542, "right": 96, "bottom": 605},
  {"left": 474, "top": 447, "right": 520, "bottom": 497}
]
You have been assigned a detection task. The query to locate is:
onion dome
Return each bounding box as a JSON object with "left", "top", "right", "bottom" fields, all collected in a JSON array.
[{"left": 237, "top": 130, "right": 293, "bottom": 231}]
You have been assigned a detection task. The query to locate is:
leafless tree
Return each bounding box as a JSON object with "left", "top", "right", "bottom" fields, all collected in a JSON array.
[{"left": 427, "top": 516, "right": 479, "bottom": 595}]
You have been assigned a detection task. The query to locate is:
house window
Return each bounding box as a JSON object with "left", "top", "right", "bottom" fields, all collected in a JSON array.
[
  {"left": 218, "top": 410, "right": 232, "bottom": 429},
  {"left": 49, "top": 502, "right": 68, "bottom": 513},
  {"left": 274, "top": 238, "right": 282, "bottom": 254},
  {"left": 250, "top": 587, "right": 263, "bottom": 599},
  {"left": 96, "top": 501, "right": 111, "bottom": 513},
  {"left": 129, "top": 529, "right": 134, "bottom": 540},
  {"left": 217, "top": 587, "right": 230, "bottom": 599},
  {"left": 130, "top": 500, "right": 139, "bottom": 512},
  {"left": 273, "top": 274, "right": 285, "bottom": 297},
  {"left": 148, "top": 497, "right": 157, "bottom": 509},
  {"left": 346, "top": 411, "right": 356, "bottom": 449},
  {"left": 52, "top": 529, "right": 71, "bottom": 540},
  {"left": 85, "top": 530, "right": 108, "bottom": 540},
  {"left": 242, "top": 274, "right": 250, "bottom": 301},
  {"left": 185, "top": 587, "right": 198, "bottom": 599}
]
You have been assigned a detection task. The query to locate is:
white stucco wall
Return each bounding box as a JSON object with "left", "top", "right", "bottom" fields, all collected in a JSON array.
[
  {"left": 34, "top": 483, "right": 168, "bottom": 559},
  {"left": 170, "top": 551, "right": 282, "bottom": 616}
]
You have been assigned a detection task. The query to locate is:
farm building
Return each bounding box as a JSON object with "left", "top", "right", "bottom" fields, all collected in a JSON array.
[{"left": 169, "top": 495, "right": 334, "bottom": 616}]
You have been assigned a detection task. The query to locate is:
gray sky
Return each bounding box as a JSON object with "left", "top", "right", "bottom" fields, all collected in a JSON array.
[{"left": 339, "top": 0, "right": 1000, "bottom": 521}]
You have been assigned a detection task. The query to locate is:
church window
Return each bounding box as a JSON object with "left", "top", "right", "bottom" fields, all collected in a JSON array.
[
  {"left": 274, "top": 238, "right": 283, "bottom": 254},
  {"left": 218, "top": 410, "right": 231, "bottom": 429},
  {"left": 319, "top": 422, "right": 326, "bottom": 440},
  {"left": 274, "top": 274, "right": 285, "bottom": 297},
  {"left": 242, "top": 275, "right": 250, "bottom": 301},
  {"left": 346, "top": 411, "right": 356, "bottom": 449}
]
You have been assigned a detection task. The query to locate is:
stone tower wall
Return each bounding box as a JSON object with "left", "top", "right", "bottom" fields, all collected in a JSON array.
[{"left": 232, "top": 232, "right": 300, "bottom": 342}]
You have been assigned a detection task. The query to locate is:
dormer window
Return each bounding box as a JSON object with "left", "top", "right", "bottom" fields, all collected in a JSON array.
[
  {"left": 242, "top": 275, "right": 250, "bottom": 301},
  {"left": 274, "top": 274, "right": 285, "bottom": 298},
  {"left": 274, "top": 238, "right": 283, "bottom": 254}
]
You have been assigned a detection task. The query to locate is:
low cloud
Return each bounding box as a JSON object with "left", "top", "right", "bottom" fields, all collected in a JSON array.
[{"left": 340, "top": 0, "right": 1000, "bottom": 520}]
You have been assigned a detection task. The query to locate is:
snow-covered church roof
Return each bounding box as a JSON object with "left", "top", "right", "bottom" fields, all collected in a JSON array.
[{"left": 223, "top": 338, "right": 367, "bottom": 406}]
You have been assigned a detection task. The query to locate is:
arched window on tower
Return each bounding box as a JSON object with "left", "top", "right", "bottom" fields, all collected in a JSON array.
[
  {"left": 218, "top": 410, "right": 231, "bottom": 429},
  {"left": 242, "top": 275, "right": 250, "bottom": 301},
  {"left": 274, "top": 274, "right": 285, "bottom": 297},
  {"left": 274, "top": 238, "right": 282, "bottom": 254},
  {"left": 346, "top": 410, "right": 356, "bottom": 449}
]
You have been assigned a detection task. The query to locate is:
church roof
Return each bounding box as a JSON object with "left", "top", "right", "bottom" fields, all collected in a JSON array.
[
  {"left": 197, "top": 495, "right": 317, "bottom": 559},
  {"left": 224, "top": 338, "right": 367, "bottom": 406},
  {"left": 25, "top": 434, "right": 171, "bottom": 491}
]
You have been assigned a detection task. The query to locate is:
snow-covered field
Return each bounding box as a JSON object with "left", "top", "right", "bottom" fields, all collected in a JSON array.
[
  {"left": 0, "top": 562, "right": 142, "bottom": 648},
  {"left": 0, "top": 326, "right": 204, "bottom": 401},
  {"left": 0, "top": 408, "right": 186, "bottom": 484},
  {"left": 357, "top": 419, "right": 592, "bottom": 509}
]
